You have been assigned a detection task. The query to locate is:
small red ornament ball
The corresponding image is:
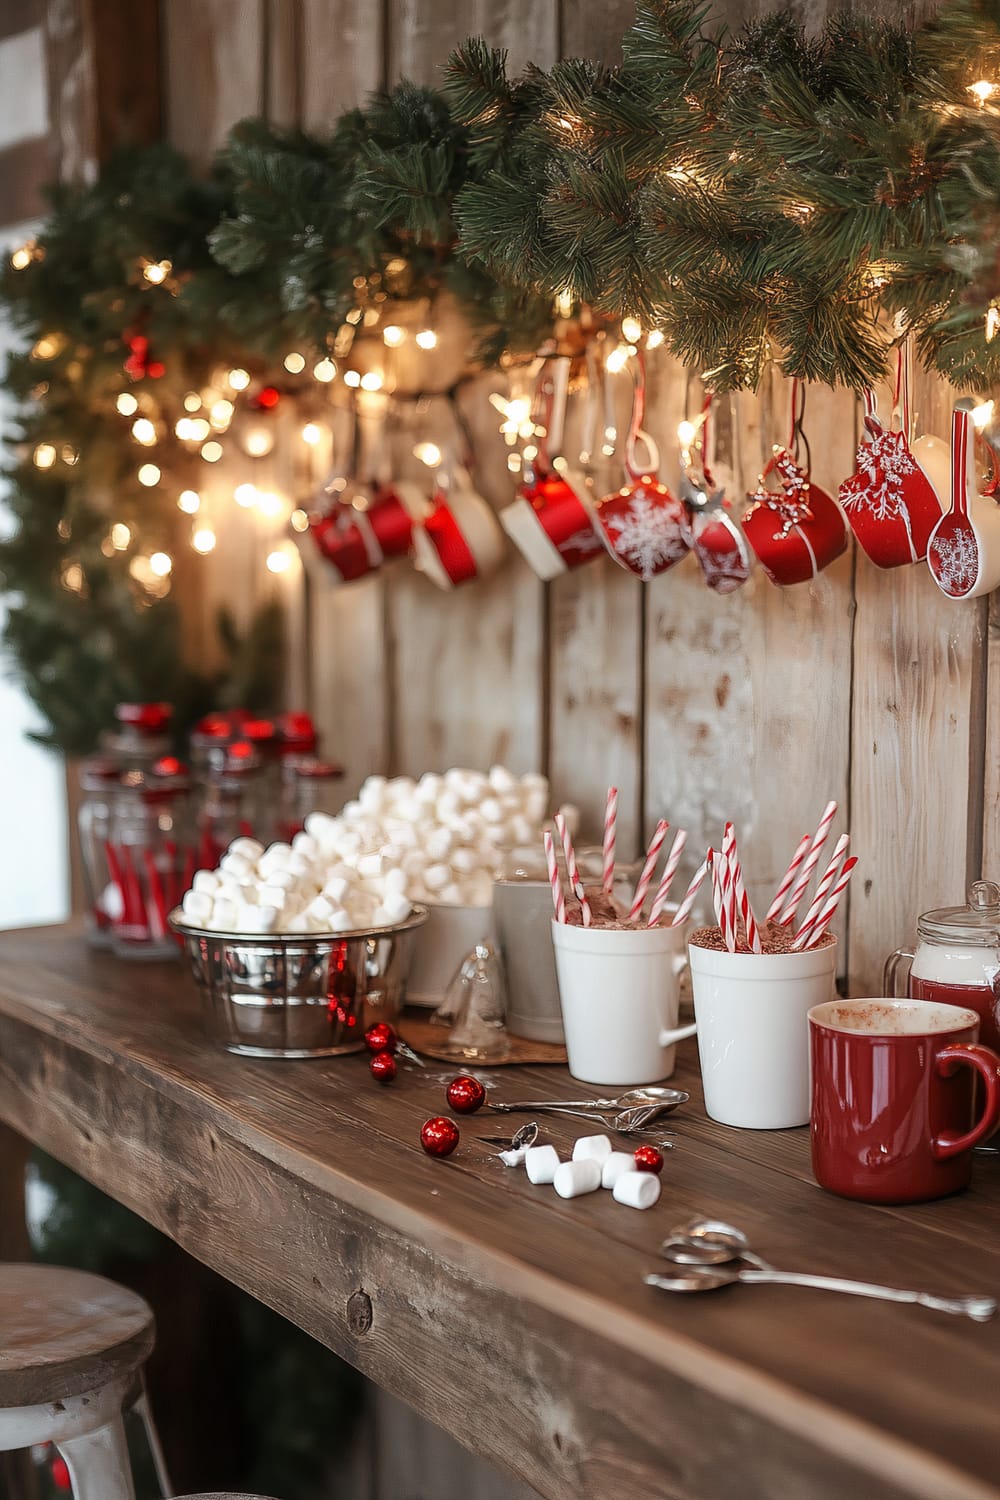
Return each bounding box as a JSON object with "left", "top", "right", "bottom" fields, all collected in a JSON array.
[
  {"left": 51, "top": 1455, "right": 71, "bottom": 1491},
  {"left": 369, "top": 1051, "right": 397, "bottom": 1084},
  {"left": 364, "top": 1021, "right": 398, "bottom": 1054},
  {"left": 446, "top": 1074, "right": 486, "bottom": 1115},
  {"left": 420, "top": 1116, "right": 460, "bottom": 1157},
  {"left": 633, "top": 1145, "right": 664, "bottom": 1175}
]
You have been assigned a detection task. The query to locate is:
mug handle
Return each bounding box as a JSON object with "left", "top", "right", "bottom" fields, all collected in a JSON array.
[
  {"left": 883, "top": 947, "right": 914, "bottom": 997},
  {"left": 671, "top": 951, "right": 689, "bottom": 978},
  {"left": 933, "top": 1044, "right": 1000, "bottom": 1159},
  {"left": 659, "top": 1021, "right": 698, "bottom": 1047}
]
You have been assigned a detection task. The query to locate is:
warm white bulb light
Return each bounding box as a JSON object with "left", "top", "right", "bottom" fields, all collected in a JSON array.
[
  {"left": 301, "top": 423, "right": 321, "bottom": 445},
  {"left": 972, "top": 399, "right": 996, "bottom": 430},
  {"left": 192, "top": 527, "right": 216, "bottom": 554},
  {"left": 677, "top": 420, "right": 697, "bottom": 448},
  {"left": 413, "top": 442, "right": 442, "bottom": 467},
  {"left": 313, "top": 358, "right": 336, "bottom": 383},
  {"left": 244, "top": 426, "right": 274, "bottom": 458},
  {"left": 621, "top": 316, "right": 642, "bottom": 343},
  {"left": 284, "top": 352, "right": 306, "bottom": 374},
  {"left": 149, "top": 551, "right": 172, "bottom": 577},
  {"left": 201, "top": 441, "right": 223, "bottom": 463},
  {"left": 110, "top": 522, "right": 131, "bottom": 550},
  {"left": 178, "top": 490, "right": 201, "bottom": 514},
  {"left": 131, "top": 418, "right": 156, "bottom": 445},
  {"left": 970, "top": 79, "right": 996, "bottom": 104},
  {"left": 344, "top": 369, "right": 361, "bottom": 388},
  {"left": 360, "top": 371, "right": 383, "bottom": 391},
  {"left": 228, "top": 368, "right": 251, "bottom": 391},
  {"left": 138, "top": 463, "right": 161, "bottom": 486},
  {"left": 266, "top": 548, "right": 291, "bottom": 573},
  {"left": 234, "top": 484, "right": 258, "bottom": 508},
  {"left": 382, "top": 325, "right": 406, "bottom": 347},
  {"left": 415, "top": 329, "right": 437, "bottom": 350},
  {"left": 116, "top": 392, "right": 139, "bottom": 416},
  {"left": 33, "top": 443, "right": 56, "bottom": 469}
]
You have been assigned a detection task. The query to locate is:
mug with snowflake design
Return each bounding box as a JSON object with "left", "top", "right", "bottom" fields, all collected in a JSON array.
[
  {"left": 927, "top": 407, "right": 1000, "bottom": 601},
  {"left": 743, "top": 446, "right": 847, "bottom": 586},
  {"left": 594, "top": 356, "right": 691, "bottom": 582},
  {"left": 838, "top": 348, "right": 945, "bottom": 568}
]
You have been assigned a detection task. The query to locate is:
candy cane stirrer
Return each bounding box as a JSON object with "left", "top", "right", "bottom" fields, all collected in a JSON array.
[
  {"left": 555, "top": 812, "right": 591, "bottom": 927},
  {"left": 800, "top": 857, "right": 858, "bottom": 950},
  {"left": 723, "top": 821, "right": 760, "bottom": 953},
  {"left": 628, "top": 819, "right": 670, "bottom": 920},
  {"left": 543, "top": 829, "right": 566, "bottom": 924},
  {"left": 648, "top": 828, "right": 688, "bottom": 927},
  {"left": 710, "top": 849, "right": 736, "bottom": 953},
  {"left": 671, "top": 856, "right": 709, "bottom": 927},
  {"left": 766, "top": 834, "right": 810, "bottom": 923},
  {"left": 778, "top": 800, "right": 838, "bottom": 925},
  {"left": 791, "top": 834, "right": 850, "bottom": 952},
  {"left": 603, "top": 786, "right": 618, "bottom": 894}
]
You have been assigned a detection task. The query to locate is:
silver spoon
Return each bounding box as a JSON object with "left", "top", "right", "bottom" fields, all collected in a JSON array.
[
  {"left": 477, "top": 1122, "right": 540, "bottom": 1151},
  {"left": 486, "top": 1087, "right": 689, "bottom": 1116},
  {"left": 644, "top": 1264, "right": 996, "bottom": 1321},
  {"left": 647, "top": 1218, "right": 996, "bottom": 1321}
]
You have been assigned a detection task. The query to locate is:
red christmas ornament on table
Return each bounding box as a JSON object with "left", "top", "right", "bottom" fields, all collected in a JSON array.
[
  {"left": 446, "top": 1074, "right": 486, "bottom": 1114},
  {"left": 365, "top": 1021, "right": 398, "bottom": 1054},
  {"left": 420, "top": 1116, "right": 460, "bottom": 1157},
  {"left": 633, "top": 1144, "right": 664, "bottom": 1174},
  {"left": 743, "top": 447, "right": 847, "bottom": 586},
  {"left": 838, "top": 355, "right": 944, "bottom": 567},
  {"left": 369, "top": 1051, "right": 397, "bottom": 1084}
]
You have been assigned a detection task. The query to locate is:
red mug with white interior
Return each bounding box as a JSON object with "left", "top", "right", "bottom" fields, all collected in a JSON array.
[{"left": 809, "top": 998, "right": 1000, "bottom": 1204}]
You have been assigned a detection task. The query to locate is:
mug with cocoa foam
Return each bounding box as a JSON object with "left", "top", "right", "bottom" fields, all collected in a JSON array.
[
  {"left": 688, "top": 922, "right": 838, "bottom": 1129},
  {"left": 809, "top": 998, "right": 1000, "bottom": 1204}
]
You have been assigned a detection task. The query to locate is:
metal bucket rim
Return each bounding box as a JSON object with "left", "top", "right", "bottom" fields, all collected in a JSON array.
[{"left": 167, "top": 903, "right": 429, "bottom": 945}]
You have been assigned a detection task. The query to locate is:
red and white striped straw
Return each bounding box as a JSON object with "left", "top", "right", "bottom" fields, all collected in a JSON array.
[
  {"left": 710, "top": 849, "right": 736, "bottom": 952},
  {"left": 778, "top": 800, "right": 838, "bottom": 925},
  {"left": 602, "top": 786, "right": 618, "bottom": 894},
  {"left": 766, "top": 833, "right": 810, "bottom": 923},
  {"left": 723, "top": 822, "right": 760, "bottom": 953},
  {"left": 671, "top": 855, "right": 708, "bottom": 926},
  {"left": 555, "top": 812, "right": 590, "bottom": 926},
  {"left": 796, "top": 856, "right": 857, "bottom": 950},
  {"left": 628, "top": 819, "right": 669, "bottom": 920},
  {"left": 543, "top": 829, "right": 566, "bottom": 924},
  {"left": 647, "top": 828, "right": 688, "bottom": 927},
  {"left": 791, "top": 833, "right": 850, "bottom": 951}
]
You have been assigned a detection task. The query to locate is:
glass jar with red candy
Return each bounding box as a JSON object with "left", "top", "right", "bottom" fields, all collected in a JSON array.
[
  {"left": 76, "top": 756, "right": 121, "bottom": 946},
  {"left": 196, "top": 739, "right": 268, "bottom": 868},
  {"left": 102, "top": 701, "right": 173, "bottom": 775},
  {"left": 106, "top": 757, "right": 193, "bottom": 959},
  {"left": 277, "top": 756, "right": 344, "bottom": 842}
]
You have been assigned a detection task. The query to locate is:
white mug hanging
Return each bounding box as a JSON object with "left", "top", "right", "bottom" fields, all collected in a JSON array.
[
  {"left": 927, "top": 406, "right": 1000, "bottom": 600},
  {"left": 413, "top": 460, "right": 506, "bottom": 590}
]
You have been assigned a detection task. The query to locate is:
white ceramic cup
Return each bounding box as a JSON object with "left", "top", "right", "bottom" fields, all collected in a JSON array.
[
  {"left": 688, "top": 937, "right": 837, "bottom": 1129},
  {"left": 551, "top": 916, "right": 695, "bottom": 1085}
]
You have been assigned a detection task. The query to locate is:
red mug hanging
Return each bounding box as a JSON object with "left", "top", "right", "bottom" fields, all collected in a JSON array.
[
  {"left": 500, "top": 356, "right": 603, "bottom": 580},
  {"left": 310, "top": 488, "right": 385, "bottom": 583},
  {"left": 594, "top": 353, "right": 691, "bottom": 582},
  {"left": 743, "top": 382, "right": 848, "bottom": 586},
  {"left": 927, "top": 407, "right": 1000, "bottom": 600},
  {"left": 838, "top": 345, "right": 945, "bottom": 567},
  {"left": 679, "top": 395, "right": 751, "bottom": 594},
  {"left": 412, "top": 464, "right": 506, "bottom": 590}
]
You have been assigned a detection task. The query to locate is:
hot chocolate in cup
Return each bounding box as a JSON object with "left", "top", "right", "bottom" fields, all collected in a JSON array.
[{"left": 687, "top": 924, "right": 837, "bottom": 1129}]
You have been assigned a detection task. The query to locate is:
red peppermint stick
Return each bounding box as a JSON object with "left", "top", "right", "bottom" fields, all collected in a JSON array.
[
  {"left": 723, "top": 821, "right": 760, "bottom": 953},
  {"left": 602, "top": 786, "right": 618, "bottom": 893},
  {"left": 543, "top": 829, "right": 566, "bottom": 924},
  {"left": 555, "top": 812, "right": 590, "bottom": 927},
  {"left": 628, "top": 819, "right": 669, "bottom": 920},
  {"left": 798, "top": 856, "right": 857, "bottom": 949},
  {"left": 710, "top": 849, "right": 736, "bottom": 952},
  {"left": 647, "top": 828, "right": 687, "bottom": 927},
  {"left": 766, "top": 834, "right": 810, "bottom": 923},
  {"left": 778, "top": 800, "right": 838, "bottom": 924},
  {"left": 671, "top": 855, "right": 708, "bottom": 926},
  {"left": 791, "top": 834, "right": 850, "bottom": 951}
]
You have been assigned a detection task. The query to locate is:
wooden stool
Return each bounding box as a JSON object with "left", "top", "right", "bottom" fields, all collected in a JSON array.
[{"left": 0, "top": 1263, "right": 169, "bottom": 1500}]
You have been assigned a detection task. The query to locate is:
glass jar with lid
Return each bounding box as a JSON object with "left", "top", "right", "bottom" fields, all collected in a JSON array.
[
  {"left": 276, "top": 756, "right": 344, "bottom": 843},
  {"left": 884, "top": 880, "right": 1000, "bottom": 1050},
  {"left": 102, "top": 701, "right": 173, "bottom": 775},
  {"left": 106, "top": 757, "right": 192, "bottom": 959},
  {"left": 76, "top": 756, "right": 120, "bottom": 946},
  {"left": 196, "top": 740, "right": 267, "bottom": 869}
]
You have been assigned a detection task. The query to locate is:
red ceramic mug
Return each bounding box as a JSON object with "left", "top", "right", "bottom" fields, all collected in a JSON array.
[{"left": 809, "top": 998, "right": 1000, "bottom": 1204}]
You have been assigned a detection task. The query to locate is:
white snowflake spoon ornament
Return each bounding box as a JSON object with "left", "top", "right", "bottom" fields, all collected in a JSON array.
[
  {"left": 594, "top": 356, "right": 691, "bottom": 582},
  {"left": 927, "top": 407, "right": 1000, "bottom": 600}
]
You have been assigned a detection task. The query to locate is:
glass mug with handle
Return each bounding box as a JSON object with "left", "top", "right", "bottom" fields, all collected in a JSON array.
[{"left": 884, "top": 881, "right": 1000, "bottom": 1052}]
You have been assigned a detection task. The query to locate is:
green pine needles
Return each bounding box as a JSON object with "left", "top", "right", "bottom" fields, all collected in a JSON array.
[{"left": 6, "top": 3, "right": 1000, "bottom": 752}]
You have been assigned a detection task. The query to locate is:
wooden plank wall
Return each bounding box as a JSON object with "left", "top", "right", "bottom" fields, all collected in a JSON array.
[{"left": 159, "top": 0, "right": 996, "bottom": 1013}]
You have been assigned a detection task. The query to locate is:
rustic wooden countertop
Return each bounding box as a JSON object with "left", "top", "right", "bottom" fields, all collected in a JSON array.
[{"left": 0, "top": 927, "right": 998, "bottom": 1500}]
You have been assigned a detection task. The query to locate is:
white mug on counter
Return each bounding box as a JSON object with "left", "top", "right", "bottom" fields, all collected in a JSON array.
[
  {"left": 687, "top": 937, "right": 838, "bottom": 1129},
  {"left": 551, "top": 916, "right": 694, "bottom": 1085}
]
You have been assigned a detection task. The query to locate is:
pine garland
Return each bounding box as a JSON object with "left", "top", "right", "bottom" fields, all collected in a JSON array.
[{"left": 7, "top": 6, "right": 1000, "bottom": 751}]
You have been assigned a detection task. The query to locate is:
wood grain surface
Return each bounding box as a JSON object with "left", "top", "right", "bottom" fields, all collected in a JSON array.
[{"left": 1, "top": 930, "right": 999, "bottom": 1500}]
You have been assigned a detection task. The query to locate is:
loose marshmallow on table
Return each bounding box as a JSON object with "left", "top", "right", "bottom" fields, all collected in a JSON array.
[
  {"left": 572, "top": 1135, "right": 614, "bottom": 1165},
  {"left": 525, "top": 1145, "right": 561, "bottom": 1185},
  {"left": 601, "top": 1152, "right": 637, "bottom": 1190},
  {"left": 612, "top": 1171, "right": 662, "bottom": 1210},
  {"left": 553, "top": 1159, "right": 602, "bottom": 1199}
]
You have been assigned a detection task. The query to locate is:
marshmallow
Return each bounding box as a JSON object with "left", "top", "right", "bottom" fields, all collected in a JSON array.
[
  {"left": 291, "top": 832, "right": 319, "bottom": 858},
  {"left": 450, "top": 847, "right": 478, "bottom": 874},
  {"left": 572, "top": 1135, "right": 613, "bottom": 1165},
  {"left": 308, "top": 894, "right": 336, "bottom": 924},
  {"left": 423, "top": 863, "right": 451, "bottom": 892},
  {"left": 439, "top": 883, "right": 465, "bottom": 905},
  {"left": 499, "top": 1147, "right": 529, "bottom": 1167},
  {"left": 322, "top": 875, "right": 350, "bottom": 905},
  {"left": 378, "top": 892, "right": 412, "bottom": 925},
  {"left": 553, "top": 1159, "right": 602, "bottom": 1199},
  {"left": 209, "top": 897, "right": 238, "bottom": 930},
  {"left": 258, "top": 884, "right": 289, "bottom": 911},
  {"left": 219, "top": 851, "right": 254, "bottom": 880},
  {"left": 181, "top": 890, "right": 213, "bottom": 923},
  {"left": 383, "top": 867, "right": 408, "bottom": 896},
  {"left": 601, "top": 1152, "right": 637, "bottom": 1190},
  {"left": 425, "top": 827, "right": 453, "bottom": 861},
  {"left": 328, "top": 909, "right": 355, "bottom": 932},
  {"left": 258, "top": 843, "right": 293, "bottom": 875},
  {"left": 612, "top": 1171, "right": 661, "bottom": 1210},
  {"left": 479, "top": 797, "right": 504, "bottom": 825},
  {"left": 244, "top": 903, "right": 279, "bottom": 933},
  {"left": 525, "top": 1145, "right": 561, "bottom": 1185},
  {"left": 228, "top": 836, "right": 264, "bottom": 862},
  {"left": 489, "top": 765, "right": 517, "bottom": 794},
  {"left": 191, "top": 870, "right": 220, "bottom": 895}
]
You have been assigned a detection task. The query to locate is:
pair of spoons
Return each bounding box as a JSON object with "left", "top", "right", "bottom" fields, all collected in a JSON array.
[
  {"left": 480, "top": 1120, "right": 676, "bottom": 1153},
  {"left": 486, "top": 1086, "right": 688, "bottom": 1135},
  {"left": 645, "top": 1219, "right": 996, "bottom": 1322}
]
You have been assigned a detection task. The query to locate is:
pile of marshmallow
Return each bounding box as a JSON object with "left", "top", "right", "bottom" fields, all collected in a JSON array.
[
  {"left": 178, "top": 763, "right": 562, "bottom": 935},
  {"left": 305, "top": 765, "right": 559, "bottom": 909},
  {"left": 504, "top": 1132, "right": 662, "bottom": 1212}
]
